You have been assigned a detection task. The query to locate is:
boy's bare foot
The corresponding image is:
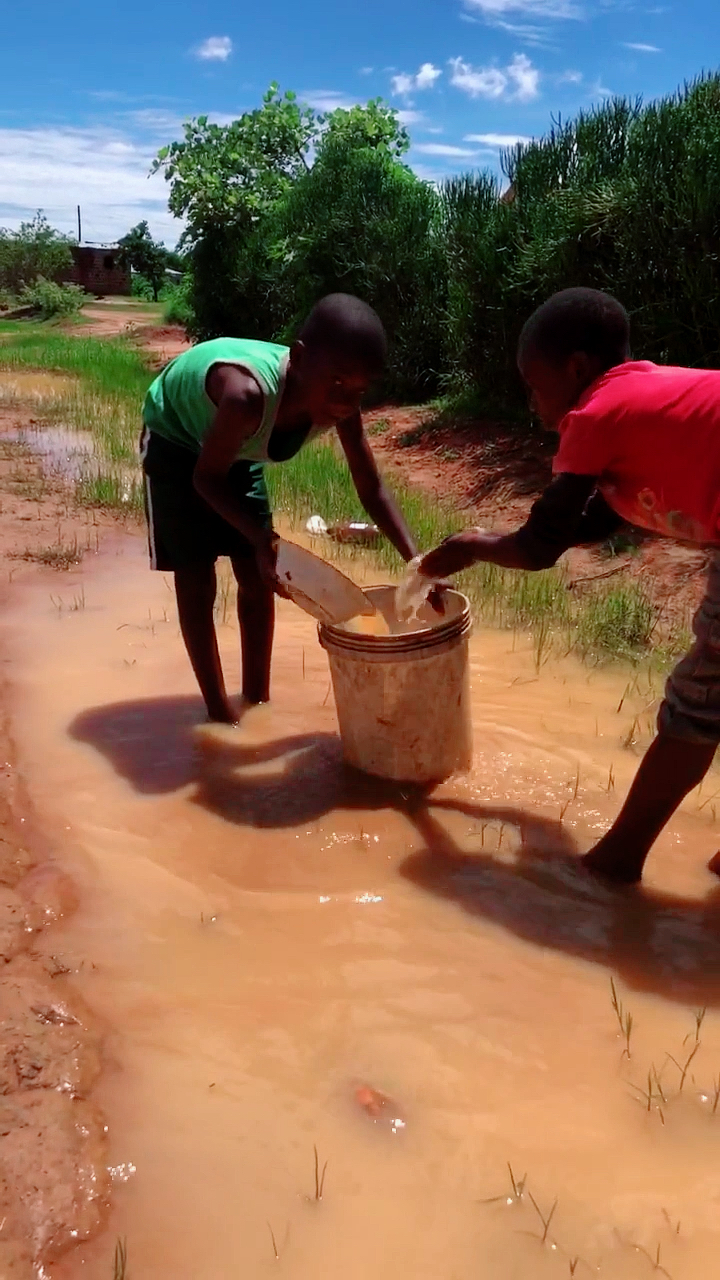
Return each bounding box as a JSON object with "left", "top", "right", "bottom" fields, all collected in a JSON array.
[
  {"left": 581, "top": 840, "right": 644, "bottom": 886},
  {"left": 207, "top": 700, "right": 240, "bottom": 726}
]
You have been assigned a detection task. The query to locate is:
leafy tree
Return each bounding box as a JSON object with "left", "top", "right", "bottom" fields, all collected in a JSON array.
[
  {"left": 152, "top": 85, "right": 318, "bottom": 244},
  {"left": 152, "top": 86, "right": 410, "bottom": 243},
  {"left": 264, "top": 142, "right": 445, "bottom": 395},
  {"left": 0, "top": 213, "right": 73, "bottom": 294},
  {"left": 318, "top": 99, "right": 409, "bottom": 162},
  {"left": 152, "top": 85, "right": 413, "bottom": 351},
  {"left": 117, "top": 221, "right": 171, "bottom": 301}
]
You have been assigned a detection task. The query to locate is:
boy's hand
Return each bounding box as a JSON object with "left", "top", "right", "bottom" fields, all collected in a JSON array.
[
  {"left": 419, "top": 531, "right": 485, "bottom": 580},
  {"left": 254, "top": 534, "right": 290, "bottom": 597},
  {"left": 427, "top": 583, "right": 451, "bottom": 614}
]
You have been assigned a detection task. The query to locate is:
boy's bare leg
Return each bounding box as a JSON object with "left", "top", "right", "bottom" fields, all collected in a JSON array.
[
  {"left": 232, "top": 556, "right": 275, "bottom": 704},
  {"left": 174, "top": 562, "right": 237, "bottom": 724},
  {"left": 582, "top": 735, "right": 716, "bottom": 884}
]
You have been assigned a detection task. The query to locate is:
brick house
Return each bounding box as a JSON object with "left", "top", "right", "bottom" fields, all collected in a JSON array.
[{"left": 65, "top": 246, "right": 130, "bottom": 296}]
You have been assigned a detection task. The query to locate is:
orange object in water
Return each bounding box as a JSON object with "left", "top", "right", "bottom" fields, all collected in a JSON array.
[{"left": 355, "top": 1084, "right": 406, "bottom": 1133}]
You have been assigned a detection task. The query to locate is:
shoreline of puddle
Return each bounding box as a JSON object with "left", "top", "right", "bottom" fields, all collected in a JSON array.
[{"left": 2, "top": 416, "right": 720, "bottom": 1276}]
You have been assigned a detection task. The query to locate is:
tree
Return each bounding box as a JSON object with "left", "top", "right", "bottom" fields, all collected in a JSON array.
[
  {"left": 151, "top": 86, "right": 419, "bottom": 374},
  {"left": 152, "top": 85, "right": 318, "bottom": 245},
  {"left": 318, "top": 99, "right": 409, "bottom": 162},
  {"left": 0, "top": 213, "right": 73, "bottom": 294},
  {"left": 151, "top": 85, "right": 410, "bottom": 245},
  {"left": 117, "top": 221, "right": 170, "bottom": 301}
]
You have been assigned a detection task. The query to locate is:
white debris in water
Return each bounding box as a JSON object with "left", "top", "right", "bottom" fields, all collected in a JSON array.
[
  {"left": 306, "top": 515, "right": 328, "bottom": 537},
  {"left": 108, "top": 1162, "right": 137, "bottom": 1182},
  {"left": 354, "top": 893, "right": 383, "bottom": 904}
]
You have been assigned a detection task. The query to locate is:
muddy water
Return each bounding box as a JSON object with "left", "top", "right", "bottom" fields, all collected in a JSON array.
[{"left": 5, "top": 531, "right": 720, "bottom": 1280}]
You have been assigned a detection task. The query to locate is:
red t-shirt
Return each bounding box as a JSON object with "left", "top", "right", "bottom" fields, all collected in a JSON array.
[{"left": 552, "top": 361, "right": 720, "bottom": 544}]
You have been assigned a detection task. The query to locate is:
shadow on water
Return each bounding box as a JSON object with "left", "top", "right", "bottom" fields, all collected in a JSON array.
[{"left": 71, "top": 695, "right": 720, "bottom": 1009}]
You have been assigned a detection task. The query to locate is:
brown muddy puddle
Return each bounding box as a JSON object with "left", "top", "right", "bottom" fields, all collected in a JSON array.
[{"left": 5, "top": 531, "right": 720, "bottom": 1279}]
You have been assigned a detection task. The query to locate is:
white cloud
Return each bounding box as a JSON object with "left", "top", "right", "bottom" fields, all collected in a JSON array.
[
  {"left": 449, "top": 54, "right": 540, "bottom": 102},
  {"left": 409, "top": 161, "right": 446, "bottom": 184},
  {"left": 125, "top": 109, "right": 186, "bottom": 135},
  {"left": 464, "top": 0, "right": 580, "bottom": 17},
  {"left": 414, "top": 143, "right": 480, "bottom": 157},
  {"left": 392, "top": 63, "right": 442, "bottom": 98},
  {"left": 416, "top": 62, "right": 443, "bottom": 90},
  {"left": 558, "top": 68, "right": 583, "bottom": 83},
  {"left": 300, "top": 89, "right": 358, "bottom": 112},
  {"left": 507, "top": 52, "right": 540, "bottom": 99},
  {"left": 491, "top": 19, "right": 554, "bottom": 44},
  {"left": 194, "top": 36, "right": 233, "bottom": 62},
  {"left": 392, "top": 72, "right": 416, "bottom": 96},
  {"left": 0, "top": 125, "right": 179, "bottom": 246},
  {"left": 465, "top": 132, "right": 533, "bottom": 146},
  {"left": 623, "top": 41, "right": 661, "bottom": 51},
  {"left": 359, "top": 66, "right": 374, "bottom": 75},
  {"left": 397, "top": 109, "right": 424, "bottom": 125}
]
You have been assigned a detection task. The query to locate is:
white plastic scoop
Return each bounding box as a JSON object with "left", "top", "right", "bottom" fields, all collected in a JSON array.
[{"left": 274, "top": 538, "right": 376, "bottom": 625}]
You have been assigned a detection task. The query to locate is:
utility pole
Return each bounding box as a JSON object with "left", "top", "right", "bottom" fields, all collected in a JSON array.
[{"left": 77, "top": 205, "right": 82, "bottom": 245}]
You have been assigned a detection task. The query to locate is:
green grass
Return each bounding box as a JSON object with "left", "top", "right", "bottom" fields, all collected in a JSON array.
[
  {"left": 0, "top": 327, "right": 688, "bottom": 666},
  {"left": 0, "top": 330, "right": 152, "bottom": 506}
]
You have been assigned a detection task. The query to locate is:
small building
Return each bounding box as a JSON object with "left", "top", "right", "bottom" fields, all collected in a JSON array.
[{"left": 65, "top": 245, "right": 130, "bottom": 297}]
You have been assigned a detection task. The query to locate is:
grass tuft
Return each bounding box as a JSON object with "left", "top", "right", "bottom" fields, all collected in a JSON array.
[
  {"left": 610, "top": 978, "right": 634, "bottom": 1058},
  {"left": 113, "top": 1237, "right": 127, "bottom": 1280},
  {"left": 313, "top": 1144, "right": 328, "bottom": 1201}
]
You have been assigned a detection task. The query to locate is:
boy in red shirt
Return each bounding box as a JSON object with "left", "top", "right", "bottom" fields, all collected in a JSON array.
[{"left": 419, "top": 287, "right": 720, "bottom": 885}]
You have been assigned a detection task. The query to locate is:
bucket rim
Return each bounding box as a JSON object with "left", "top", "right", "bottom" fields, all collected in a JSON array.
[{"left": 319, "top": 584, "right": 472, "bottom": 655}]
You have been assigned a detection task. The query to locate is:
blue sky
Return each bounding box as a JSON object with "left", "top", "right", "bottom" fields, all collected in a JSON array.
[{"left": 0, "top": 0, "right": 717, "bottom": 245}]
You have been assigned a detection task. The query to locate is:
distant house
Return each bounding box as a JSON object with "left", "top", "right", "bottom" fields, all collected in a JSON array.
[{"left": 65, "top": 245, "right": 130, "bottom": 297}]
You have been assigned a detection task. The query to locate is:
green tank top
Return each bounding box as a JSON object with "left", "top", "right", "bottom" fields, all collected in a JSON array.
[{"left": 142, "top": 338, "right": 318, "bottom": 462}]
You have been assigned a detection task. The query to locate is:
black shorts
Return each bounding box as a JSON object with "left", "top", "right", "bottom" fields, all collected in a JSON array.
[{"left": 140, "top": 427, "right": 272, "bottom": 571}]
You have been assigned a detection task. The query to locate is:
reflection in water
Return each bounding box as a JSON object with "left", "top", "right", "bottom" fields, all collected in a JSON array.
[{"left": 8, "top": 532, "right": 720, "bottom": 1279}]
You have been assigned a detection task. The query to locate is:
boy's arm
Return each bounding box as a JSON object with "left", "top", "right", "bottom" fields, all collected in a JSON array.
[
  {"left": 420, "top": 473, "right": 621, "bottom": 578},
  {"left": 193, "top": 365, "right": 278, "bottom": 584},
  {"left": 336, "top": 412, "right": 418, "bottom": 562}
]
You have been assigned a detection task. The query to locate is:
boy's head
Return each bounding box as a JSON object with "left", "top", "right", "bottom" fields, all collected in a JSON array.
[
  {"left": 517, "top": 288, "right": 631, "bottom": 430},
  {"left": 290, "top": 294, "right": 387, "bottom": 425}
]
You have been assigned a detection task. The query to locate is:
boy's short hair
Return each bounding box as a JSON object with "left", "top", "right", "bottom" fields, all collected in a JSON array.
[
  {"left": 299, "top": 294, "right": 387, "bottom": 373},
  {"left": 519, "top": 288, "right": 631, "bottom": 370}
]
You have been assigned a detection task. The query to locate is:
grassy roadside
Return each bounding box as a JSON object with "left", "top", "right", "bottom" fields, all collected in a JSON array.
[
  {"left": 0, "top": 322, "right": 689, "bottom": 667},
  {"left": 0, "top": 325, "right": 152, "bottom": 507}
]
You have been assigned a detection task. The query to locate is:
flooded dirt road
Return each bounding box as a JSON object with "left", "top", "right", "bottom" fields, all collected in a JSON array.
[{"left": 4, "top": 529, "right": 720, "bottom": 1279}]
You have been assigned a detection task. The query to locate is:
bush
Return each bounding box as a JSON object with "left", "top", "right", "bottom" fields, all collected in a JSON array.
[
  {"left": 162, "top": 277, "right": 194, "bottom": 328},
  {"left": 131, "top": 272, "right": 155, "bottom": 300},
  {"left": 268, "top": 142, "right": 447, "bottom": 397},
  {"left": 443, "top": 73, "right": 720, "bottom": 413},
  {"left": 187, "top": 145, "right": 446, "bottom": 397},
  {"left": 0, "top": 214, "right": 73, "bottom": 294},
  {"left": 19, "top": 278, "right": 85, "bottom": 319}
]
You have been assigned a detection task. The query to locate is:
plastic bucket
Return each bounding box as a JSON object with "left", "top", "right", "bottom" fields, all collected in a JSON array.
[{"left": 318, "top": 585, "right": 473, "bottom": 784}]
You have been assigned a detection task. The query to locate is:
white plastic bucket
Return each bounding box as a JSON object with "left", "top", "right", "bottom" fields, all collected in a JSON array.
[{"left": 319, "top": 586, "right": 473, "bottom": 784}]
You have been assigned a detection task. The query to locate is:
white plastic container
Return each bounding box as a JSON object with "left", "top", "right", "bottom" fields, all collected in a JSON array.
[{"left": 319, "top": 586, "right": 473, "bottom": 784}]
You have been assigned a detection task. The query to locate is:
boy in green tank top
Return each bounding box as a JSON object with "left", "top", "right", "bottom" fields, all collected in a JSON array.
[{"left": 141, "top": 293, "right": 420, "bottom": 724}]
